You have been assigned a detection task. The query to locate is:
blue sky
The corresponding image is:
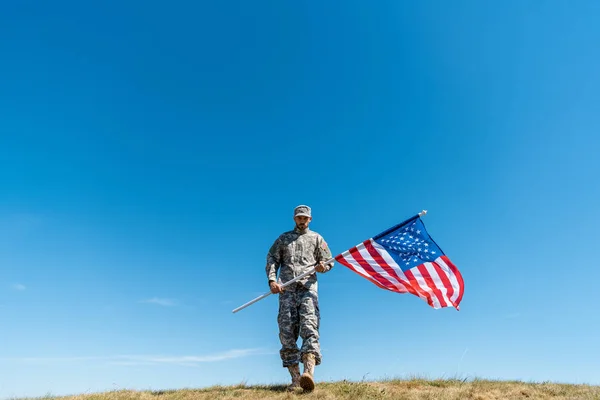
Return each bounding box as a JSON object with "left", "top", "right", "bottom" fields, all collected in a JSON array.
[{"left": 1, "top": 1, "right": 600, "bottom": 398}]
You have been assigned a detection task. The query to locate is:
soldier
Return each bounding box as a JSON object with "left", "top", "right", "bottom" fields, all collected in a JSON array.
[{"left": 266, "top": 205, "right": 334, "bottom": 392}]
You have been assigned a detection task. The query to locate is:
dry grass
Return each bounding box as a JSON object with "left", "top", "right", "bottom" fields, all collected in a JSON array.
[{"left": 15, "top": 379, "right": 600, "bottom": 400}]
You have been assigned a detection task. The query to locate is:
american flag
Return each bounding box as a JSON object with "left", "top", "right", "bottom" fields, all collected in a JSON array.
[{"left": 334, "top": 215, "right": 464, "bottom": 310}]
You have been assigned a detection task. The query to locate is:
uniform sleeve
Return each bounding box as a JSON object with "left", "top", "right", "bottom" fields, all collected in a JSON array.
[
  {"left": 316, "top": 235, "right": 334, "bottom": 272},
  {"left": 266, "top": 236, "right": 282, "bottom": 283}
]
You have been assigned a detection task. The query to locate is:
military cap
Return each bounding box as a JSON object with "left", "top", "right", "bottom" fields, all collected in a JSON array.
[{"left": 294, "top": 205, "right": 312, "bottom": 218}]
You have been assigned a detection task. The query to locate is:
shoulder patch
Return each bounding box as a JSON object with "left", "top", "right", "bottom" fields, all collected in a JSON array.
[{"left": 321, "top": 240, "right": 329, "bottom": 251}]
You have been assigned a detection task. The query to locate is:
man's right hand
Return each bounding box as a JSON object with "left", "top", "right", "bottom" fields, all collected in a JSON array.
[{"left": 269, "top": 281, "right": 284, "bottom": 294}]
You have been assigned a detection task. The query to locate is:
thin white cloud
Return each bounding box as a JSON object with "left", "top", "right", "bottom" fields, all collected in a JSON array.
[
  {"left": 139, "top": 297, "right": 177, "bottom": 307},
  {"left": 12, "top": 284, "right": 26, "bottom": 291},
  {"left": 126, "top": 349, "right": 270, "bottom": 364},
  {"left": 1, "top": 348, "right": 274, "bottom": 367}
]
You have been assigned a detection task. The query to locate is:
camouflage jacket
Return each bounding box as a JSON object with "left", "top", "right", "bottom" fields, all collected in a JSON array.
[{"left": 266, "top": 227, "right": 334, "bottom": 290}]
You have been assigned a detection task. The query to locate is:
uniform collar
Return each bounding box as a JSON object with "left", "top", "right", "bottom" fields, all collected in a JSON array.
[{"left": 294, "top": 226, "right": 310, "bottom": 235}]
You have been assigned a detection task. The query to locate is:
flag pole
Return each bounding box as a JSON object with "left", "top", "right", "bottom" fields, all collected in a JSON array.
[
  {"left": 232, "top": 210, "right": 428, "bottom": 314},
  {"left": 232, "top": 258, "right": 334, "bottom": 313}
]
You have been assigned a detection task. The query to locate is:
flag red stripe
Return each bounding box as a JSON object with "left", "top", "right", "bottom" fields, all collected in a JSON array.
[
  {"left": 432, "top": 262, "right": 455, "bottom": 307},
  {"left": 404, "top": 268, "right": 434, "bottom": 307},
  {"left": 347, "top": 247, "right": 400, "bottom": 291},
  {"left": 362, "top": 240, "right": 410, "bottom": 294},
  {"left": 417, "top": 264, "right": 448, "bottom": 308},
  {"left": 335, "top": 252, "right": 390, "bottom": 291},
  {"left": 362, "top": 240, "right": 428, "bottom": 297},
  {"left": 441, "top": 255, "right": 464, "bottom": 306},
  {"left": 334, "top": 239, "right": 464, "bottom": 310}
]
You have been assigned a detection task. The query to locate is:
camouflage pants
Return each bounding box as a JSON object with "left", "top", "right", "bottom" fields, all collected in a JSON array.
[{"left": 277, "top": 285, "right": 321, "bottom": 367}]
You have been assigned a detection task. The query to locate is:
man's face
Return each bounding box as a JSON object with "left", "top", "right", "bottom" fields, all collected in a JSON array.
[{"left": 294, "top": 215, "right": 311, "bottom": 230}]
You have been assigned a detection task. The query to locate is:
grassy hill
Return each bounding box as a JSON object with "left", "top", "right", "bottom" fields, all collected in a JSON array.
[{"left": 17, "top": 379, "right": 600, "bottom": 400}]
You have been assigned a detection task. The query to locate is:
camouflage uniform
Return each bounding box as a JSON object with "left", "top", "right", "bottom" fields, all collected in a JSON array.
[{"left": 266, "top": 226, "right": 333, "bottom": 367}]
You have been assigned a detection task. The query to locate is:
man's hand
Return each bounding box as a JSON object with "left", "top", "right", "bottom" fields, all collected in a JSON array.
[
  {"left": 315, "top": 261, "right": 327, "bottom": 273},
  {"left": 269, "top": 281, "right": 284, "bottom": 294}
]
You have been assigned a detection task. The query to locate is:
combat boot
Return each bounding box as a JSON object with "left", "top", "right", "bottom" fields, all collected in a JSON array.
[
  {"left": 287, "top": 364, "right": 301, "bottom": 391},
  {"left": 299, "top": 353, "right": 316, "bottom": 392}
]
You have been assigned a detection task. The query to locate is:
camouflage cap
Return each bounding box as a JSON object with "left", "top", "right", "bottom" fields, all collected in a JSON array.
[{"left": 294, "top": 205, "right": 312, "bottom": 218}]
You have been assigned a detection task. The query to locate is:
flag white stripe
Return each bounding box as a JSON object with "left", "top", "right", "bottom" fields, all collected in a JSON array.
[
  {"left": 424, "top": 262, "right": 454, "bottom": 307},
  {"left": 337, "top": 243, "right": 462, "bottom": 310},
  {"left": 435, "top": 256, "right": 461, "bottom": 303},
  {"left": 369, "top": 241, "right": 409, "bottom": 282},
  {"left": 338, "top": 251, "right": 371, "bottom": 279},
  {"left": 369, "top": 241, "right": 428, "bottom": 300},
  {"left": 356, "top": 243, "right": 408, "bottom": 293},
  {"left": 338, "top": 250, "right": 385, "bottom": 287},
  {"left": 409, "top": 268, "right": 442, "bottom": 309}
]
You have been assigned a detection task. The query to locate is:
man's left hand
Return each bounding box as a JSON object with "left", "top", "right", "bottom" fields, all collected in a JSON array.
[{"left": 315, "top": 261, "right": 326, "bottom": 273}]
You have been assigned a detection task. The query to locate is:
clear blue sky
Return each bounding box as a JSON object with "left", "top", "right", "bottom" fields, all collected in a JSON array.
[{"left": 1, "top": 1, "right": 599, "bottom": 398}]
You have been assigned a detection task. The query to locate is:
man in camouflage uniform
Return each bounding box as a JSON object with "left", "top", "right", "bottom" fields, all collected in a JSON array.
[{"left": 266, "top": 205, "right": 333, "bottom": 392}]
